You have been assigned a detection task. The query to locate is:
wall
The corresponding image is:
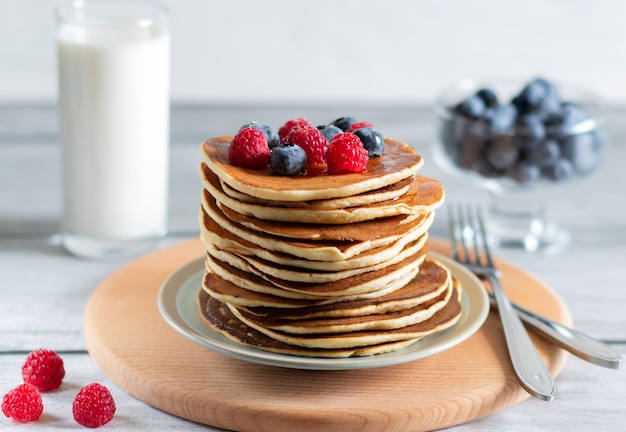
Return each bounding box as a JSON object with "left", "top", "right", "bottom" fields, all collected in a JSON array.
[{"left": 1, "top": 0, "right": 625, "bottom": 105}]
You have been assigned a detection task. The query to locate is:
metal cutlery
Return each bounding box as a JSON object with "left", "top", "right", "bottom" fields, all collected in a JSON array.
[
  {"left": 487, "top": 293, "right": 622, "bottom": 369},
  {"left": 448, "top": 204, "right": 557, "bottom": 401},
  {"left": 446, "top": 204, "right": 621, "bottom": 370}
]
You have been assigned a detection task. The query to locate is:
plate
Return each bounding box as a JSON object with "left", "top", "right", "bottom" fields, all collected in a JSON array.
[{"left": 157, "top": 252, "right": 489, "bottom": 370}]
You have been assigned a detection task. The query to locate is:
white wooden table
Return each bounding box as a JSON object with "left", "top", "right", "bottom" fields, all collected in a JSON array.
[{"left": 1, "top": 105, "right": 625, "bottom": 431}]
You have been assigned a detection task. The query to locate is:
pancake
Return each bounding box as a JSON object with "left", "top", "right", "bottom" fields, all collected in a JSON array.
[
  {"left": 225, "top": 286, "right": 461, "bottom": 349},
  {"left": 205, "top": 251, "right": 423, "bottom": 298},
  {"left": 241, "top": 257, "right": 451, "bottom": 319},
  {"left": 204, "top": 236, "right": 427, "bottom": 283},
  {"left": 198, "top": 289, "right": 422, "bottom": 358},
  {"left": 200, "top": 136, "right": 424, "bottom": 202},
  {"left": 216, "top": 196, "right": 426, "bottom": 241},
  {"left": 200, "top": 203, "right": 433, "bottom": 263},
  {"left": 233, "top": 280, "right": 453, "bottom": 335},
  {"left": 220, "top": 176, "right": 413, "bottom": 210},
  {"left": 202, "top": 264, "right": 424, "bottom": 309},
  {"left": 200, "top": 162, "right": 445, "bottom": 224}
]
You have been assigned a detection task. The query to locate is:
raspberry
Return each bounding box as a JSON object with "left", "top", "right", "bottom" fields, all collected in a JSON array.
[
  {"left": 239, "top": 121, "right": 280, "bottom": 148},
  {"left": 282, "top": 125, "right": 328, "bottom": 166},
  {"left": 347, "top": 121, "right": 375, "bottom": 133},
  {"left": 228, "top": 127, "right": 270, "bottom": 169},
  {"left": 278, "top": 118, "right": 312, "bottom": 141},
  {"left": 72, "top": 383, "right": 116, "bottom": 428},
  {"left": 2, "top": 383, "right": 43, "bottom": 423},
  {"left": 22, "top": 348, "right": 65, "bottom": 392},
  {"left": 325, "top": 133, "right": 369, "bottom": 174}
]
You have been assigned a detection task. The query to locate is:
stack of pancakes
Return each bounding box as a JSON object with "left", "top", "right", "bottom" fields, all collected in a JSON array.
[{"left": 197, "top": 136, "right": 463, "bottom": 358}]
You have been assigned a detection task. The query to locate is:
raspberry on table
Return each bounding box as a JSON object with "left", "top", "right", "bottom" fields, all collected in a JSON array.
[
  {"left": 22, "top": 348, "right": 65, "bottom": 392},
  {"left": 282, "top": 125, "right": 328, "bottom": 166},
  {"left": 228, "top": 126, "right": 270, "bottom": 169},
  {"left": 346, "top": 121, "right": 375, "bottom": 133},
  {"left": 325, "top": 133, "right": 369, "bottom": 174},
  {"left": 72, "top": 383, "right": 116, "bottom": 428},
  {"left": 2, "top": 383, "right": 44, "bottom": 423},
  {"left": 278, "top": 118, "right": 313, "bottom": 141}
]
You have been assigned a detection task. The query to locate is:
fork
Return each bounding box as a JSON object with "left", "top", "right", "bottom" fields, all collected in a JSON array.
[
  {"left": 449, "top": 204, "right": 557, "bottom": 401},
  {"left": 447, "top": 205, "right": 622, "bottom": 370}
]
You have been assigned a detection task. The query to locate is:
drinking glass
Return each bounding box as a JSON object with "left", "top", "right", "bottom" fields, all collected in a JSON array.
[{"left": 56, "top": 0, "right": 170, "bottom": 259}]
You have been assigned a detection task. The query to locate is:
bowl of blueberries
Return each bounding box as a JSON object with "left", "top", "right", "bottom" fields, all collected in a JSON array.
[{"left": 432, "top": 77, "right": 609, "bottom": 252}]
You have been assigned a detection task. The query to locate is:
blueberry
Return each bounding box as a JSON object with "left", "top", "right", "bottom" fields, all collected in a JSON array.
[
  {"left": 561, "top": 131, "right": 603, "bottom": 175},
  {"left": 353, "top": 127, "right": 385, "bottom": 158},
  {"left": 476, "top": 88, "right": 499, "bottom": 108},
  {"left": 453, "top": 95, "right": 486, "bottom": 119},
  {"left": 240, "top": 121, "right": 280, "bottom": 148},
  {"left": 443, "top": 121, "right": 489, "bottom": 169},
  {"left": 515, "top": 114, "right": 546, "bottom": 150},
  {"left": 317, "top": 124, "right": 342, "bottom": 142},
  {"left": 508, "top": 162, "right": 541, "bottom": 184},
  {"left": 544, "top": 102, "right": 590, "bottom": 135},
  {"left": 269, "top": 144, "right": 307, "bottom": 175},
  {"left": 542, "top": 158, "right": 574, "bottom": 182},
  {"left": 533, "top": 78, "right": 561, "bottom": 120},
  {"left": 524, "top": 139, "right": 560, "bottom": 167},
  {"left": 475, "top": 158, "right": 505, "bottom": 178},
  {"left": 512, "top": 79, "right": 549, "bottom": 114},
  {"left": 486, "top": 136, "right": 518, "bottom": 169},
  {"left": 330, "top": 117, "right": 357, "bottom": 132},
  {"left": 488, "top": 103, "right": 517, "bottom": 134}
]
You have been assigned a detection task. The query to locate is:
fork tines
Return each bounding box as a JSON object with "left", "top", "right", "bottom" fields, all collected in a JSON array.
[{"left": 448, "top": 203, "right": 496, "bottom": 275}]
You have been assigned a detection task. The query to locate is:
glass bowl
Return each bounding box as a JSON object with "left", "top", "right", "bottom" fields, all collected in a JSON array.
[{"left": 432, "top": 77, "right": 609, "bottom": 252}]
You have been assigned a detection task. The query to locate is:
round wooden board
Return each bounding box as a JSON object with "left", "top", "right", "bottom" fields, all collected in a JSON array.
[{"left": 84, "top": 237, "right": 571, "bottom": 432}]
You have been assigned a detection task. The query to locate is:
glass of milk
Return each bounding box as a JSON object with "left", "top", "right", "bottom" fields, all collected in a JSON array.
[{"left": 56, "top": 0, "right": 170, "bottom": 259}]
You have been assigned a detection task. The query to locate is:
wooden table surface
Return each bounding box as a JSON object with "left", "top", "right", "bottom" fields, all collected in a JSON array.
[{"left": 1, "top": 105, "right": 625, "bottom": 431}]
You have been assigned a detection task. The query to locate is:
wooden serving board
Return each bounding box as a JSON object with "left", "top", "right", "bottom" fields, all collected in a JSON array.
[{"left": 84, "top": 238, "right": 571, "bottom": 432}]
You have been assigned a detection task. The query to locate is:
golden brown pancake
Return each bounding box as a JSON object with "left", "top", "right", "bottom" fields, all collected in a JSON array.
[
  {"left": 232, "top": 281, "right": 453, "bottom": 334},
  {"left": 200, "top": 205, "right": 432, "bottom": 264},
  {"left": 200, "top": 136, "right": 424, "bottom": 202},
  {"left": 201, "top": 191, "right": 433, "bottom": 261},
  {"left": 198, "top": 290, "right": 422, "bottom": 358},
  {"left": 200, "top": 162, "right": 445, "bottom": 224},
  {"left": 215, "top": 193, "right": 427, "bottom": 241},
  {"left": 225, "top": 287, "right": 461, "bottom": 349},
  {"left": 219, "top": 175, "right": 413, "bottom": 210},
  {"left": 205, "top": 251, "right": 423, "bottom": 299},
  {"left": 240, "top": 257, "right": 452, "bottom": 319},
  {"left": 204, "top": 237, "right": 427, "bottom": 283}
]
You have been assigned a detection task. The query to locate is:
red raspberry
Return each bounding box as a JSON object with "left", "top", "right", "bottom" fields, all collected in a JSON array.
[
  {"left": 282, "top": 125, "right": 328, "bottom": 166},
  {"left": 2, "top": 383, "right": 43, "bottom": 423},
  {"left": 228, "top": 127, "right": 270, "bottom": 169},
  {"left": 277, "top": 117, "right": 313, "bottom": 141},
  {"left": 72, "top": 383, "right": 116, "bottom": 428},
  {"left": 22, "top": 349, "right": 65, "bottom": 392},
  {"left": 347, "top": 121, "right": 375, "bottom": 133},
  {"left": 325, "top": 133, "right": 369, "bottom": 174}
]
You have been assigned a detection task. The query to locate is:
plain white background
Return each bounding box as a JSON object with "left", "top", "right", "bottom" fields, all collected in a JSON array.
[{"left": 1, "top": 0, "right": 625, "bottom": 105}]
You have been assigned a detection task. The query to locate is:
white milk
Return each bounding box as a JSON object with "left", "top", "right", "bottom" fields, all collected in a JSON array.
[{"left": 57, "top": 17, "right": 170, "bottom": 257}]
